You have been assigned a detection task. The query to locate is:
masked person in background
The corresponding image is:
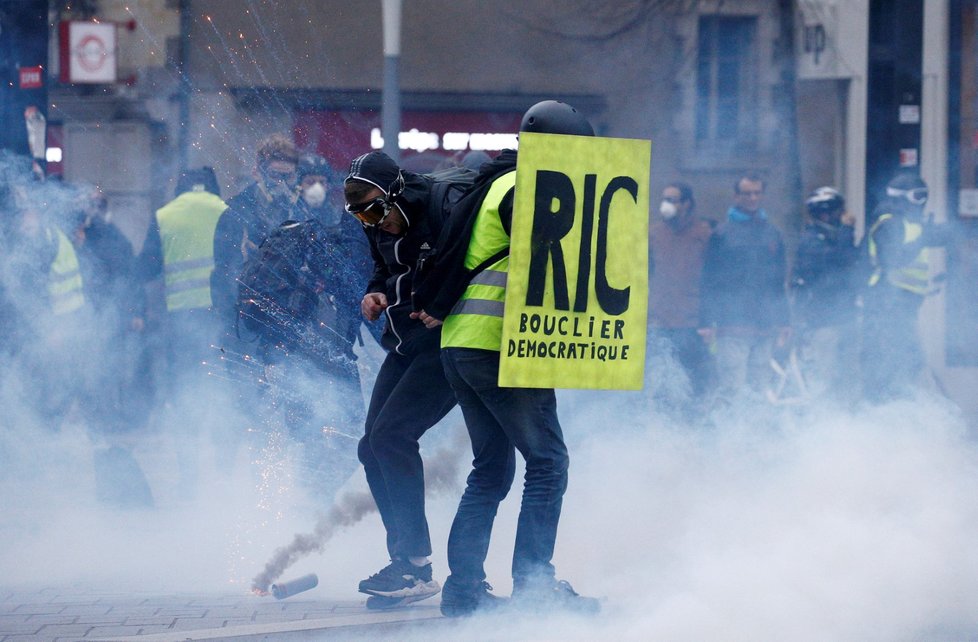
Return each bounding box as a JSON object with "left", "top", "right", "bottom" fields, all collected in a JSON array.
[
  {"left": 69, "top": 186, "right": 148, "bottom": 428},
  {"left": 790, "top": 187, "right": 861, "bottom": 405},
  {"left": 232, "top": 153, "right": 370, "bottom": 497},
  {"left": 212, "top": 134, "right": 299, "bottom": 346},
  {"left": 648, "top": 181, "right": 715, "bottom": 415},
  {"left": 861, "top": 173, "right": 952, "bottom": 402},
  {"left": 293, "top": 153, "right": 338, "bottom": 227},
  {"left": 290, "top": 153, "right": 378, "bottom": 362}
]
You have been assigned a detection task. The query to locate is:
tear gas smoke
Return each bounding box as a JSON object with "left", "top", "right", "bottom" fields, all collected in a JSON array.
[{"left": 251, "top": 437, "right": 466, "bottom": 593}]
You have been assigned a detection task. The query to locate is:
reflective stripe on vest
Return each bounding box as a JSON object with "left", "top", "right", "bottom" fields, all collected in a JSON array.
[
  {"left": 441, "top": 171, "right": 516, "bottom": 351},
  {"left": 867, "top": 213, "right": 930, "bottom": 295},
  {"left": 48, "top": 228, "right": 85, "bottom": 316},
  {"left": 157, "top": 190, "right": 227, "bottom": 311}
]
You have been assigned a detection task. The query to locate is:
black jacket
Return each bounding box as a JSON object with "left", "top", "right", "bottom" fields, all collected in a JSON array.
[
  {"left": 700, "top": 216, "right": 790, "bottom": 331},
  {"left": 364, "top": 173, "right": 446, "bottom": 355},
  {"left": 790, "top": 222, "right": 861, "bottom": 329},
  {"left": 212, "top": 182, "right": 295, "bottom": 331}
]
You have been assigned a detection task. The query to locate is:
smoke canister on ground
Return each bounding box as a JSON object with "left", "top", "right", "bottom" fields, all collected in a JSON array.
[{"left": 271, "top": 573, "right": 319, "bottom": 599}]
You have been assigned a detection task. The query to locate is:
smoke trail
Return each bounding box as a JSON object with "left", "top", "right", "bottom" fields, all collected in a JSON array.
[{"left": 251, "top": 435, "right": 467, "bottom": 592}]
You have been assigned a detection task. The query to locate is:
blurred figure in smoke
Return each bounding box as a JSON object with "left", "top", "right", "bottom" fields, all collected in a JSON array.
[
  {"left": 9, "top": 178, "right": 88, "bottom": 423},
  {"left": 67, "top": 185, "right": 155, "bottom": 508},
  {"left": 70, "top": 186, "right": 149, "bottom": 427},
  {"left": 861, "top": 173, "right": 952, "bottom": 402},
  {"left": 342, "top": 150, "right": 458, "bottom": 608},
  {"left": 234, "top": 153, "right": 369, "bottom": 497},
  {"left": 790, "top": 187, "right": 862, "bottom": 405},
  {"left": 700, "top": 173, "right": 792, "bottom": 406},
  {"left": 414, "top": 100, "right": 601, "bottom": 617},
  {"left": 143, "top": 167, "right": 228, "bottom": 496},
  {"left": 0, "top": 161, "right": 153, "bottom": 508},
  {"left": 0, "top": 170, "right": 56, "bottom": 361},
  {"left": 648, "top": 181, "right": 715, "bottom": 416},
  {"left": 212, "top": 134, "right": 299, "bottom": 343}
]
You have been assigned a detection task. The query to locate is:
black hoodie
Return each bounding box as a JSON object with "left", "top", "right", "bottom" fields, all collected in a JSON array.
[{"left": 363, "top": 172, "right": 445, "bottom": 355}]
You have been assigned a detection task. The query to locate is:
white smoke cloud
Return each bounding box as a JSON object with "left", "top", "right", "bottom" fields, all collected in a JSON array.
[{"left": 3, "top": 344, "right": 978, "bottom": 641}]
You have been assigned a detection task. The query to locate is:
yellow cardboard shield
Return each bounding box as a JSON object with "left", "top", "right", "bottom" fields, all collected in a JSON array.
[{"left": 499, "top": 132, "right": 651, "bottom": 390}]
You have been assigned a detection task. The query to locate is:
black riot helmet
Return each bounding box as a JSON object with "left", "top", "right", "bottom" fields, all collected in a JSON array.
[
  {"left": 519, "top": 100, "right": 594, "bottom": 137},
  {"left": 805, "top": 186, "right": 845, "bottom": 223}
]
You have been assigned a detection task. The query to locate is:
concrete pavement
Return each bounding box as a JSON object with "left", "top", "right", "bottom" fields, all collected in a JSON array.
[{"left": 0, "top": 586, "right": 450, "bottom": 641}]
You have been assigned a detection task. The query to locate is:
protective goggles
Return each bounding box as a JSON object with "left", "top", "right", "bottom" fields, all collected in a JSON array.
[
  {"left": 886, "top": 186, "right": 929, "bottom": 205},
  {"left": 806, "top": 201, "right": 842, "bottom": 216},
  {"left": 345, "top": 196, "right": 392, "bottom": 227}
]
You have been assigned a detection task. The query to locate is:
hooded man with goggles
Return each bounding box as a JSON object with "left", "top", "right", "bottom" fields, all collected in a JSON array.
[{"left": 341, "top": 150, "right": 457, "bottom": 608}]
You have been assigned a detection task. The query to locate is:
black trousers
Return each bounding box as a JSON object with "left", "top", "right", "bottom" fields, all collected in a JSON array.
[{"left": 358, "top": 348, "right": 457, "bottom": 559}]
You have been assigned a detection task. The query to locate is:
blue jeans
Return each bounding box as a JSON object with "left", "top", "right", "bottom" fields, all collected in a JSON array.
[
  {"left": 441, "top": 348, "right": 569, "bottom": 587},
  {"left": 359, "top": 348, "right": 457, "bottom": 558}
]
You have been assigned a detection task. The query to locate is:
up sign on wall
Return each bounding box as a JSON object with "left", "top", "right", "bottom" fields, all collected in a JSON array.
[{"left": 499, "top": 132, "right": 651, "bottom": 390}]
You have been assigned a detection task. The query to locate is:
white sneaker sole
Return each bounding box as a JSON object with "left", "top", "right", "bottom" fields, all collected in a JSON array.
[{"left": 361, "top": 579, "right": 441, "bottom": 599}]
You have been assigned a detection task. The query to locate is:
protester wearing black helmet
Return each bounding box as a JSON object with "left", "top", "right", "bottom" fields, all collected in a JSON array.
[
  {"left": 342, "top": 150, "right": 457, "bottom": 608},
  {"left": 413, "top": 100, "right": 600, "bottom": 617},
  {"left": 861, "top": 172, "right": 951, "bottom": 402},
  {"left": 789, "top": 186, "right": 861, "bottom": 404}
]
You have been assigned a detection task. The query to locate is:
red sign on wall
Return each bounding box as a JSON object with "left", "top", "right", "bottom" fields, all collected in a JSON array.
[{"left": 19, "top": 66, "right": 43, "bottom": 89}]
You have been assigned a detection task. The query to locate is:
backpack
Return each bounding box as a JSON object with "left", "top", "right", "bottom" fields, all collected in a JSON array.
[
  {"left": 423, "top": 165, "right": 479, "bottom": 226},
  {"left": 413, "top": 151, "right": 518, "bottom": 320},
  {"left": 236, "top": 220, "right": 328, "bottom": 345}
]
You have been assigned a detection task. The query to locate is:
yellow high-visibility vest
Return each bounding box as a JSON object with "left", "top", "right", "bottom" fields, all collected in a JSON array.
[
  {"left": 867, "top": 213, "right": 930, "bottom": 295},
  {"left": 441, "top": 172, "right": 516, "bottom": 351},
  {"left": 156, "top": 190, "right": 227, "bottom": 311},
  {"left": 48, "top": 227, "right": 85, "bottom": 316}
]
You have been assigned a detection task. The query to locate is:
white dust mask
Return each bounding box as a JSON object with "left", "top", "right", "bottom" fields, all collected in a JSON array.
[
  {"left": 303, "top": 182, "right": 327, "bottom": 208},
  {"left": 659, "top": 200, "right": 678, "bottom": 219}
]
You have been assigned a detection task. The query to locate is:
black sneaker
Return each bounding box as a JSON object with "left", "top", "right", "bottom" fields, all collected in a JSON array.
[
  {"left": 440, "top": 577, "right": 506, "bottom": 617},
  {"left": 358, "top": 559, "right": 441, "bottom": 601},
  {"left": 512, "top": 579, "right": 601, "bottom": 615}
]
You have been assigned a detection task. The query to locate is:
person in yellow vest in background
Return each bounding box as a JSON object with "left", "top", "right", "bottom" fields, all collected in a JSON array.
[
  {"left": 147, "top": 167, "right": 227, "bottom": 378},
  {"left": 861, "top": 172, "right": 951, "bottom": 402},
  {"left": 48, "top": 219, "right": 85, "bottom": 317},
  {"left": 141, "top": 167, "right": 228, "bottom": 495},
  {"left": 2, "top": 174, "right": 88, "bottom": 425}
]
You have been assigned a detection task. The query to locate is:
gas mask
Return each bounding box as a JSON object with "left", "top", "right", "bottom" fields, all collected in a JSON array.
[
  {"left": 302, "top": 181, "right": 327, "bottom": 208},
  {"left": 659, "top": 200, "right": 678, "bottom": 220},
  {"left": 260, "top": 167, "right": 297, "bottom": 202}
]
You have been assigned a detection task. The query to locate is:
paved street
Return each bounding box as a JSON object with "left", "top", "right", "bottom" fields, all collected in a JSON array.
[{"left": 0, "top": 587, "right": 449, "bottom": 641}]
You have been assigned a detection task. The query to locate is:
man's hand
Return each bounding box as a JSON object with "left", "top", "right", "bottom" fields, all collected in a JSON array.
[
  {"left": 362, "top": 292, "right": 388, "bottom": 321},
  {"left": 410, "top": 309, "right": 443, "bottom": 329}
]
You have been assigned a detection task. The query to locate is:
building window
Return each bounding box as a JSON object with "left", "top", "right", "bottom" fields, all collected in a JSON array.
[{"left": 695, "top": 15, "right": 758, "bottom": 147}]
